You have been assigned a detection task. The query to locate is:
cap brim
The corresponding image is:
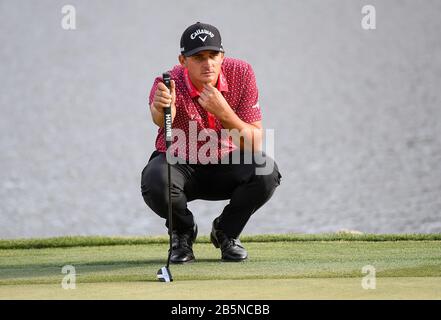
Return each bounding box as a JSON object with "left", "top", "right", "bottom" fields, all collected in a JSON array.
[{"left": 183, "top": 46, "right": 224, "bottom": 57}]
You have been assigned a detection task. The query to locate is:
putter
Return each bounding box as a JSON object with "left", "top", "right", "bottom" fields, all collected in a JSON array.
[{"left": 156, "top": 73, "right": 174, "bottom": 282}]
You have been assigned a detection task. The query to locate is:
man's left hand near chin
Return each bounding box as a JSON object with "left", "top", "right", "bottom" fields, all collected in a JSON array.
[{"left": 198, "top": 83, "right": 230, "bottom": 117}]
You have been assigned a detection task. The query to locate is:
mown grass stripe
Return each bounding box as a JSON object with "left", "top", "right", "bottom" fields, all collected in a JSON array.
[{"left": 1, "top": 233, "right": 440, "bottom": 250}]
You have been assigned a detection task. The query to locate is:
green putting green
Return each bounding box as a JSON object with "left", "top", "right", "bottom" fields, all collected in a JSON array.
[{"left": 0, "top": 234, "right": 440, "bottom": 299}]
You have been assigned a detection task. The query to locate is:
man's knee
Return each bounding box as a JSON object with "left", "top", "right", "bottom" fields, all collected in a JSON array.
[
  {"left": 141, "top": 164, "right": 169, "bottom": 210},
  {"left": 140, "top": 160, "right": 187, "bottom": 211},
  {"left": 253, "top": 157, "right": 282, "bottom": 195}
]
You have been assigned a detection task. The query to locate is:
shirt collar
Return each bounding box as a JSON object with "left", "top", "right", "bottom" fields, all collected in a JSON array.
[{"left": 184, "top": 68, "right": 229, "bottom": 98}]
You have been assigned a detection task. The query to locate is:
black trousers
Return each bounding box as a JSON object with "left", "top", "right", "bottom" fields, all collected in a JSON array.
[{"left": 140, "top": 150, "right": 282, "bottom": 238}]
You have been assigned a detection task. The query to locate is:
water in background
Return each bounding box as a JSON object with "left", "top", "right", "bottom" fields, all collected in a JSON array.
[{"left": 1, "top": 0, "right": 441, "bottom": 239}]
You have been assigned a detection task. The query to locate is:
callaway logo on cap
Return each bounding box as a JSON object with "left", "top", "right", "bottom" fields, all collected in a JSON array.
[{"left": 180, "top": 22, "right": 224, "bottom": 57}]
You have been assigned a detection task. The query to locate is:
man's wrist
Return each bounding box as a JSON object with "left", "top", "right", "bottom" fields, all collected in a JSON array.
[
  {"left": 217, "top": 104, "right": 234, "bottom": 123},
  {"left": 151, "top": 104, "right": 164, "bottom": 115}
]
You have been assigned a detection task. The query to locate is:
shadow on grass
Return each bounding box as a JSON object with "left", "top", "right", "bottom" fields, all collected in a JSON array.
[
  {"left": 0, "top": 259, "right": 168, "bottom": 280},
  {"left": 0, "top": 257, "right": 255, "bottom": 285}
]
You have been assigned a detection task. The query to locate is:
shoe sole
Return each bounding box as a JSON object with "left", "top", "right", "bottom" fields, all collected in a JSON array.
[
  {"left": 221, "top": 257, "right": 247, "bottom": 262},
  {"left": 170, "top": 257, "right": 196, "bottom": 264}
]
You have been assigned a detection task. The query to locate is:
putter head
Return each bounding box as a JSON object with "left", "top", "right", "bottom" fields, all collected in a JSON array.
[{"left": 157, "top": 266, "right": 173, "bottom": 282}]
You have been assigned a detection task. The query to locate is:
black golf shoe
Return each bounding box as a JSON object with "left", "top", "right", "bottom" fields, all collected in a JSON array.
[
  {"left": 170, "top": 224, "right": 198, "bottom": 264},
  {"left": 210, "top": 219, "right": 248, "bottom": 262}
]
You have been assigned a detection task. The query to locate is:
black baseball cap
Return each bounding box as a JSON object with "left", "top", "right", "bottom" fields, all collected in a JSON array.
[{"left": 180, "top": 22, "right": 224, "bottom": 57}]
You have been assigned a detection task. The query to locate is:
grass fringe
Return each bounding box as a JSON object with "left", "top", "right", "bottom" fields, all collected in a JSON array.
[{"left": 1, "top": 233, "right": 440, "bottom": 250}]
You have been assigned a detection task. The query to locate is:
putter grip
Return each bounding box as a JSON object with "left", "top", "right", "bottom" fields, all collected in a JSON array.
[{"left": 162, "top": 73, "right": 172, "bottom": 147}]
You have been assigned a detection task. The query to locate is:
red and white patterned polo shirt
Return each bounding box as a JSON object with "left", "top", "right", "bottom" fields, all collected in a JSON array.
[{"left": 148, "top": 57, "right": 261, "bottom": 164}]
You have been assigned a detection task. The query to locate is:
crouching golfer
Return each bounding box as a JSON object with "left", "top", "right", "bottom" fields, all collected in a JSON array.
[{"left": 141, "top": 22, "right": 282, "bottom": 263}]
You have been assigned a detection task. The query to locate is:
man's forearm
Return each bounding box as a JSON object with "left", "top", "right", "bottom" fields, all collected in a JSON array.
[
  {"left": 150, "top": 104, "right": 176, "bottom": 128},
  {"left": 217, "top": 107, "right": 262, "bottom": 152}
]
